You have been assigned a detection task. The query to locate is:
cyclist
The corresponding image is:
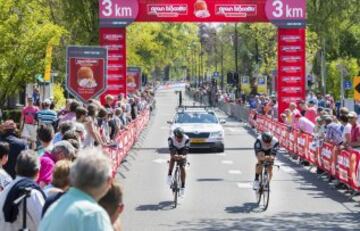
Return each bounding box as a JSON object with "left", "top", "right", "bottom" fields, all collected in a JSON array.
[
  {"left": 253, "top": 132, "right": 279, "bottom": 190},
  {"left": 167, "top": 127, "right": 190, "bottom": 196}
]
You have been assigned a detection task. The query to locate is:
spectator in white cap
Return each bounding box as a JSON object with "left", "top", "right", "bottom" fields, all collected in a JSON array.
[{"left": 36, "top": 99, "right": 58, "bottom": 128}]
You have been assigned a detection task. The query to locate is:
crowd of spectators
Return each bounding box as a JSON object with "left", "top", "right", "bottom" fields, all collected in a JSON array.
[
  {"left": 254, "top": 91, "right": 360, "bottom": 187},
  {"left": 0, "top": 87, "right": 155, "bottom": 230}
]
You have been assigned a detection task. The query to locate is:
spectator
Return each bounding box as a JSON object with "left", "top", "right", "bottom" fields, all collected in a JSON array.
[
  {"left": 288, "top": 102, "right": 300, "bottom": 125},
  {"left": 339, "top": 114, "right": 351, "bottom": 148},
  {"left": 0, "top": 142, "right": 12, "bottom": 191},
  {"left": 58, "top": 100, "right": 79, "bottom": 124},
  {"left": 294, "top": 113, "right": 315, "bottom": 134},
  {"left": 20, "top": 97, "right": 39, "bottom": 149},
  {"left": 305, "top": 100, "right": 317, "bottom": 124},
  {"left": 42, "top": 160, "right": 72, "bottom": 216},
  {"left": 57, "top": 99, "right": 72, "bottom": 117},
  {"left": 348, "top": 112, "right": 360, "bottom": 148},
  {"left": 324, "top": 115, "right": 343, "bottom": 145},
  {"left": 36, "top": 99, "right": 58, "bottom": 128},
  {"left": 36, "top": 124, "right": 54, "bottom": 157},
  {"left": 32, "top": 87, "right": 41, "bottom": 106},
  {"left": 114, "top": 108, "right": 126, "bottom": 130},
  {"left": 1, "top": 120, "right": 27, "bottom": 179},
  {"left": 306, "top": 91, "right": 318, "bottom": 106},
  {"left": 37, "top": 141, "right": 75, "bottom": 188},
  {"left": 99, "top": 183, "right": 124, "bottom": 231},
  {"left": 0, "top": 150, "right": 45, "bottom": 231},
  {"left": 39, "top": 148, "right": 113, "bottom": 231},
  {"left": 129, "top": 98, "right": 138, "bottom": 120},
  {"left": 104, "top": 95, "right": 115, "bottom": 109},
  {"left": 53, "top": 121, "right": 74, "bottom": 144}
]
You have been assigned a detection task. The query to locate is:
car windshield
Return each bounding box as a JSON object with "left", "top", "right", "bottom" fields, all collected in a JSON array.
[{"left": 175, "top": 112, "right": 218, "bottom": 124}]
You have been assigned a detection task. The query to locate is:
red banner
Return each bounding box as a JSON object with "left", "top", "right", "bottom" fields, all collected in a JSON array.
[
  {"left": 319, "top": 142, "right": 334, "bottom": 173},
  {"left": 66, "top": 46, "right": 108, "bottom": 103},
  {"left": 296, "top": 132, "right": 308, "bottom": 159},
  {"left": 99, "top": 28, "right": 127, "bottom": 100},
  {"left": 127, "top": 67, "right": 142, "bottom": 94},
  {"left": 337, "top": 150, "right": 351, "bottom": 185},
  {"left": 307, "top": 136, "right": 318, "bottom": 165},
  {"left": 277, "top": 28, "right": 306, "bottom": 119},
  {"left": 136, "top": 0, "right": 268, "bottom": 23}
]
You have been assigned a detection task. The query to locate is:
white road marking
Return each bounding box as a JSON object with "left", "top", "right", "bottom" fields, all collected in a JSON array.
[
  {"left": 237, "top": 182, "right": 252, "bottom": 189},
  {"left": 216, "top": 153, "right": 227, "bottom": 156},
  {"left": 228, "top": 170, "right": 242, "bottom": 175},
  {"left": 221, "top": 160, "right": 234, "bottom": 165},
  {"left": 153, "top": 159, "right": 168, "bottom": 164}
]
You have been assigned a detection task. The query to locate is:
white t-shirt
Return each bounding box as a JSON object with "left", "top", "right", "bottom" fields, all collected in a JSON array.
[
  {"left": 342, "top": 123, "right": 352, "bottom": 141},
  {"left": 298, "top": 117, "right": 315, "bottom": 134}
]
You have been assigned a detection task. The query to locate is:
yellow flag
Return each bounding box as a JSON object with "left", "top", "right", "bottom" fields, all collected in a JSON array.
[
  {"left": 44, "top": 44, "right": 53, "bottom": 82},
  {"left": 354, "top": 76, "right": 360, "bottom": 101}
]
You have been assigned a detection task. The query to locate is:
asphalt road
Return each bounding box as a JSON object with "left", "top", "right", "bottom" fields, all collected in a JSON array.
[{"left": 117, "top": 90, "right": 360, "bottom": 231}]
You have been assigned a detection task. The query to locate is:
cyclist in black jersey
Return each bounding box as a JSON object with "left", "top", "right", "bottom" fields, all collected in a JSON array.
[
  {"left": 167, "top": 128, "right": 190, "bottom": 196},
  {"left": 253, "top": 132, "right": 279, "bottom": 190}
]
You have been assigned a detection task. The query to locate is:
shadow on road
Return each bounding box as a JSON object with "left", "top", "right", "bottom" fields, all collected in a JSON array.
[
  {"left": 197, "top": 178, "right": 224, "bottom": 182},
  {"left": 136, "top": 201, "right": 174, "bottom": 211},
  {"left": 168, "top": 212, "right": 360, "bottom": 231},
  {"left": 225, "top": 203, "right": 260, "bottom": 214}
]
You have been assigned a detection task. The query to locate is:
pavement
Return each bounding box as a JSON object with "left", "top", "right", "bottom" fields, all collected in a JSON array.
[{"left": 116, "top": 90, "right": 360, "bottom": 231}]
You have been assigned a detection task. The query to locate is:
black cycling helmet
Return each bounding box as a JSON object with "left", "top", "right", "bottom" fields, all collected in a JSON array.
[
  {"left": 173, "top": 127, "right": 185, "bottom": 138},
  {"left": 261, "top": 132, "right": 273, "bottom": 143}
]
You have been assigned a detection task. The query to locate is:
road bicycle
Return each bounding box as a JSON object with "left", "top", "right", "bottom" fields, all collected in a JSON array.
[
  {"left": 256, "top": 160, "right": 279, "bottom": 210},
  {"left": 169, "top": 161, "right": 189, "bottom": 208}
]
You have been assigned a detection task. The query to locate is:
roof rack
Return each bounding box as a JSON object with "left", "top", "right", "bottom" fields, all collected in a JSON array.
[{"left": 176, "top": 105, "right": 215, "bottom": 113}]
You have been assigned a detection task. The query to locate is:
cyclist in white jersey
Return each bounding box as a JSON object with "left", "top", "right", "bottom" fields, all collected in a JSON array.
[
  {"left": 253, "top": 132, "right": 279, "bottom": 190},
  {"left": 167, "top": 128, "right": 190, "bottom": 196}
]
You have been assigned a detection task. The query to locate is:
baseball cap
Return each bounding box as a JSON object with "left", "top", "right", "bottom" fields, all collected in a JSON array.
[
  {"left": 348, "top": 111, "right": 358, "bottom": 118},
  {"left": 43, "top": 99, "right": 51, "bottom": 105}
]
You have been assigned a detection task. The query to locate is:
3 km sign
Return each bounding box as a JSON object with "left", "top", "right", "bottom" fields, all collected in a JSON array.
[{"left": 98, "top": 0, "right": 306, "bottom": 118}]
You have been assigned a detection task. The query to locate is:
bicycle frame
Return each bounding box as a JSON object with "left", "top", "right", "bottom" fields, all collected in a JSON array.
[{"left": 256, "top": 160, "right": 279, "bottom": 210}]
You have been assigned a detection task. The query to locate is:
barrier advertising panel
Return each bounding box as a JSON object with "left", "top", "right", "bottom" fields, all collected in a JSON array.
[{"left": 66, "top": 46, "right": 107, "bottom": 103}]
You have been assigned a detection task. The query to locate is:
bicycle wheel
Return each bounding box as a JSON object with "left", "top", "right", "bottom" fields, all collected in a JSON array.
[
  {"left": 173, "top": 168, "right": 179, "bottom": 208},
  {"left": 262, "top": 172, "right": 270, "bottom": 210},
  {"left": 256, "top": 173, "right": 262, "bottom": 205}
]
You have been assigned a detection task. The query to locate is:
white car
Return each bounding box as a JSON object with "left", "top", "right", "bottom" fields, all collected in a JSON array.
[{"left": 168, "top": 107, "right": 225, "bottom": 152}]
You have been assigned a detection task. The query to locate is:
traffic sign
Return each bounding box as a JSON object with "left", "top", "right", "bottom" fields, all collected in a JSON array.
[
  {"left": 354, "top": 77, "right": 360, "bottom": 101},
  {"left": 344, "top": 80, "right": 352, "bottom": 90}
]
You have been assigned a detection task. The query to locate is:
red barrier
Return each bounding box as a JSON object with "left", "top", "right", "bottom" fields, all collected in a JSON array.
[
  {"left": 103, "top": 109, "right": 151, "bottom": 176},
  {"left": 249, "top": 111, "right": 360, "bottom": 192},
  {"left": 350, "top": 150, "right": 360, "bottom": 191}
]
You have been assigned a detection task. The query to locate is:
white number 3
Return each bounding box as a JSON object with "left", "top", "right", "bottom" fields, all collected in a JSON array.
[
  {"left": 102, "top": 0, "right": 112, "bottom": 17},
  {"left": 272, "top": 0, "right": 283, "bottom": 18}
]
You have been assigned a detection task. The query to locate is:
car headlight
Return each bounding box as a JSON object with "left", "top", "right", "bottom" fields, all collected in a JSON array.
[{"left": 210, "top": 131, "right": 224, "bottom": 138}]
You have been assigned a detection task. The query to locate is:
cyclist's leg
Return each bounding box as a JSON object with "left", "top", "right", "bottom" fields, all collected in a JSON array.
[
  {"left": 180, "top": 163, "right": 186, "bottom": 188},
  {"left": 255, "top": 152, "right": 265, "bottom": 181},
  {"left": 265, "top": 155, "right": 275, "bottom": 181},
  {"left": 168, "top": 150, "right": 176, "bottom": 176}
]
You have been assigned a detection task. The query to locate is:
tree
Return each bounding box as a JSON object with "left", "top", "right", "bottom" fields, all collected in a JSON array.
[{"left": 0, "top": 0, "right": 65, "bottom": 106}]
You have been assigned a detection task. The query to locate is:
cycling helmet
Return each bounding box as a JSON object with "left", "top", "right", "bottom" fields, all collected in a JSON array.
[
  {"left": 173, "top": 127, "right": 185, "bottom": 138},
  {"left": 261, "top": 132, "right": 273, "bottom": 143}
]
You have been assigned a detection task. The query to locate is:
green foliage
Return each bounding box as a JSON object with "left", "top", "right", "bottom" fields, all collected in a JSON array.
[
  {"left": 327, "top": 58, "right": 359, "bottom": 100},
  {"left": 0, "top": 0, "right": 66, "bottom": 106},
  {"left": 2, "top": 109, "right": 22, "bottom": 123}
]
